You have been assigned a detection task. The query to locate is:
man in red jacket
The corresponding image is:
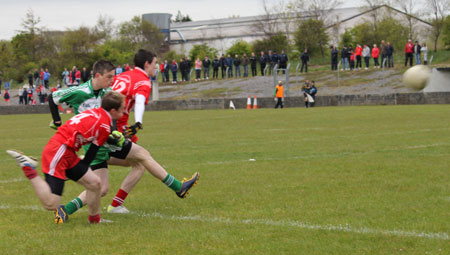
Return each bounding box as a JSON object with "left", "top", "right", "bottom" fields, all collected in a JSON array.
[
  {"left": 355, "top": 44, "right": 362, "bottom": 70},
  {"left": 404, "top": 39, "right": 414, "bottom": 67}
]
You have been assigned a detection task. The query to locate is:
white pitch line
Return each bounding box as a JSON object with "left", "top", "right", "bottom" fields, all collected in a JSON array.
[
  {"left": 0, "top": 204, "right": 447, "bottom": 240},
  {"left": 0, "top": 178, "right": 25, "bottom": 184}
]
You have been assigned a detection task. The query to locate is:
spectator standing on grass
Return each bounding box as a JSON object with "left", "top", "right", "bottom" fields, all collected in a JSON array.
[
  {"left": 279, "top": 50, "right": 288, "bottom": 74},
  {"left": 372, "top": 44, "right": 380, "bottom": 68},
  {"left": 219, "top": 54, "right": 226, "bottom": 78},
  {"left": 421, "top": 43, "right": 428, "bottom": 65},
  {"left": 195, "top": 58, "right": 202, "bottom": 81},
  {"left": 300, "top": 49, "right": 309, "bottom": 73},
  {"left": 242, "top": 53, "right": 249, "bottom": 77},
  {"left": 250, "top": 52, "right": 257, "bottom": 77},
  {"left": 185, "top": 57, "right": 192, "bottom": 81},
  {"left": 28, "top": 71, "right": 33, "bottom": 87},
  {"left": 171, "top": 60, "right": 178, "bottom": 84},
  {"left": 203, "top": 56, "right": 211, "bottom": 79},
  {"left": 116, "top": 64, "right": 122, "bottom": 75},
  {"left": 404, "top": 39, "right": 414, "bottom": 67},
  {"left": 380, "top": 40, "right": 387, "bottom": 67},
  {"left": 18, "top": 86, "right": 24, "bottom": 104},
  {"left": 362, "top": 45, "right": 371, "bottom": 69},
  {"left": 259, "top": 51, "right": 267, "bottom": 76},
  {"left": 75, "top": 68, "right": 81, "bottom": 84},
  {"left": 33, "top": 68, "right": 40, "bottom": 86},
  {"left": 355, "top": 44, "right": 362, "bottom": 70},
  {"left": 349, "top": 50, "right": 355, "bottom": 70},
  {"left": 413, "top": 41, "right": 421, "bottom": 65},
  {"left": 274, "top": 80, "right": 284, "bottom": 109},
  {"left": 4, "top": 89, "right": 10, "bottom": 104},
  {"left": 212, "top": 56, "right": 220, "bottom": 79},
  {"left": 179, "top": 58, "right": 186, "bottom": 82},
  {"left": 331, "top": 46, "right": 338, "bottom": 71},
  {"left": 387, "top": 42, "right": 394, "bottom": 68},
  {"left": 309, "top": 81, "right": 317, "bottom": 107},
  {"left": 271, "top": 51, "right": 279, "bottom": 74},
  {"left": 43, "top": 68, "right": 50, "bottom": 89},
  {"left": 40, "top": 68, "right": 44, "bottom": 86},
  {"left": 22, "top": 87, "right": 28, "bottom": 105},
  {"left": 61, "top": 68, "right": 69, "bottom": 86},
  {"left": 81, "top": 67, "right": 90, "bottom": 83},
  {"left": 226, "top": 54, "right": 233, "bottom": 78},
  {"left": 164, "top": 60, "right": 170, "bottom": 82},
  {"left": 159, "top": 62, "right": 165, "bottom": 82},
  {"left": 341, "top": 46, "right": 349, "bottom": 70},
  {"left": 302, "top": 80, "right": 311, "bottom": 108},
  {"left": 233, "top": 54, "right": 241, "bottom": 78}
]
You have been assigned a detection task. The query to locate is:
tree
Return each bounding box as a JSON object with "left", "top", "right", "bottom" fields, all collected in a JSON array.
[
  {"left": 393, "top": 0, "right": 420, "bottom": 39},
  {"left": 442, "top": 15, "right": 450, "bottom": 49},
  {"left": 174, "top": 11, "right": 192, "bottom": 22},
  {"left": 119, "top": 16, "right": 164, "bottom": 53},
  {"left": 59, "top": 26, "right": 101, "bottom": 69},
  {"left": 252, "top": 33, "right": 289, "bottom": 55},
  {"left": 225, "top": 40, "right": 252, "bottom": 58},
  {"left": 189, "top": 44, "right": 218, "bottom": 61},
  {"left": 294, "top": 19, "right": 329, "bottom": 57},
  {"left": 424, "top": 0, "right": 450, "bottom": 51}
]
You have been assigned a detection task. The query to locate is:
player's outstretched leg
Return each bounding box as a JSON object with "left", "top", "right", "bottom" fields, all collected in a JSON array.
[
  {"left": 55, "top": 205, "right": 68, "bottom": 224},
  {"left": 174, "top": 172, "right": 200, "bottom": 198},
  {"left": 6, "top": 149, "right": 38, "bottom": 178}
]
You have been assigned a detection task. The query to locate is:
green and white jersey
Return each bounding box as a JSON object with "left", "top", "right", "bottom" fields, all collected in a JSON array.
[{"left": 52, "top": 80, "right": 111, "bottom": 114}]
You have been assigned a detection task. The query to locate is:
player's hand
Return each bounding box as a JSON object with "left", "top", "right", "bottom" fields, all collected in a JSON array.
[
  {"left": 125, "top": 122, "right": 143, "bottom": 138},
  {"left": 109, "top": 131, "right": 125, "bottom": 147},
  {"left": 49, "top": 120, "right": 61, "bottom": 130}
]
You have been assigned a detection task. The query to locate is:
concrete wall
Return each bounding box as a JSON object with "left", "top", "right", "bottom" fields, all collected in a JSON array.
[{"left": 1, "top": 92, "right": 449, "bottom": 115}]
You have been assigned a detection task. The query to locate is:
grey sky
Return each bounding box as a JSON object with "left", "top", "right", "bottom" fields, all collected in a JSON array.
[{"left": 0, "top": 0, "right": 363, "bottom": 40}]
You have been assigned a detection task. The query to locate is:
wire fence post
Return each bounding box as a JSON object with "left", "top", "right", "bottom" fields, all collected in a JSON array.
[{"left": 337, "top": 61, "right": 341, "bottom": 88}]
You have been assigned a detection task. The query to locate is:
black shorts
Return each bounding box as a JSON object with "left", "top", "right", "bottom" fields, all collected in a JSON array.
[
  {"left": 91, "top": 161, "right": 108, "bottom": 171},
  {"left": 45, "top": 161, "right": 89, "bottom": 196},
  {"left": 109, "top": 139, "right": 132, "bottom": 160}
]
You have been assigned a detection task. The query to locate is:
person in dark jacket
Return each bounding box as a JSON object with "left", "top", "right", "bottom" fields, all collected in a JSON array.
[
  {"left": 164, "top": 60, "right": 170, "bottom": 82},
  {"left": 387, "top": 42, "right": 394, "bottom": 68},
  {"left": 331, "top": 46, "right": 338, "bottom": 70},
  {"left": 179, "top": 58, "right": 186, "bottom": 82},
  {"left": 309, "top": 81, "right": 317, "bottom": 107},
  {"left": 233, "top": 54, "right": 241, "bottom": 78},
  {"left": 300, "top": 49, "right": 309, "bottom": 73},
  {"left": 413, "top": 41, "right": 421, "bottom": 65},
  {"left": 242, "top": 53, "right": 249, "bottom": 77},
  {"left": 184, "top": 57, "right": 192, "bottom": 81},
  {"left": 212, "top": 56, "right": 220, "bottom": 79},
  {"left": 278, "top": 50, "right": 288, "bottom": 74},
  {"left": 171, "top": 60, "right": 178, "bottom": 83},
  {"left": 249, "top": 52, "right": 257, "bottom": 77},
  {"left": 81, "top": 67, "right": 90, "bottom": 83},
  {"left": 341, "top": 46, "right": 348, "bottom": 70},
  {"left": 259, "top": 51, "right": 267, "bottom": 76},
  {"left": 202, "top": 56, "right": 211, "bottom": 79},
  {"left": 225, "top": 54, "right": 233, "bottom": 78},
  {"left": 219, "top": 54, "right": 226, "bottom": 78}
]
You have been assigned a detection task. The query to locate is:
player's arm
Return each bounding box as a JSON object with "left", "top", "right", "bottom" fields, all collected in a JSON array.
[
  {"left": 81, "top": 143, "right": 100, "bottom": 166},
  {"left": 48, "top": 93, "right": 62, "bottom": 129},
  {"left": 125, "top": 94, "right": 145, "bottom": 138}
]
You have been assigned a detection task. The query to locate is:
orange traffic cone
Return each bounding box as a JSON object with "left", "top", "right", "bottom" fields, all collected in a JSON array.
[
  {"left": 246, "top": 94, "right": 252, "bottom": 109},
  {"left": 253, "top": 95, "right": 258, "bottom": 109}
]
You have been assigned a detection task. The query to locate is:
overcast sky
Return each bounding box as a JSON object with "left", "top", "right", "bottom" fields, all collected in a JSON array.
[{"left": 0, "top": 0, "right": 364, "bottom": 40}]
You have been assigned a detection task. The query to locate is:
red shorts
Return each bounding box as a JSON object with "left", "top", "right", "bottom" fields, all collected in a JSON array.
[{"left": 41, "top": 139, "right": 80, "bottom": 180}]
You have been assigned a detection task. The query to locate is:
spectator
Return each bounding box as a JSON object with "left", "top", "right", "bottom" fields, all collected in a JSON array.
[
  {"left": 43, "top": 68, "right": 51, "bottom": 89},
  {"left": 185, "top": 57, "right": 192, "bottom": 81},
  {"left": 355, "top": 44, "right": 362, "bottom": 70},
  {"left": 27, "top": 87, "right": 33, "bottom": 104},
  {"left": 302, "top": 80, "right": 311, "bottom": 108},
  {"left": 115, "top": 64, "right": 122, "bottom": 75},
  {"left": 421, "top": 43, "right": 428, "bottom": 65},
  {"left": 61, "top": 68, "right": 69, "bottom": 86},
  {"left": 242, "top": 53, "right": 249, "bottom": 77},
  {"left": 331, "top": 46, "right": 338, "bottom": 71},
  {"left": 202, "top": 56, "right": 211, "bottom": 79},
  {"left": 413, "top": 41, "right": 421, "bottom": 65},
  {"left": 124, "top": 63, "right": 131, "bottom": 72},
  {"left": 372, "top": 44, "right": 380, "bottom": 68},
  {"left": 159, "top": 62, "right": 165, "bottom": 82},
  {"left": 271, "top": 51, "right": 279, "bottom": 74},
  {"left": 70, "top": 66, "right": 77, "bottom": 86},
  {"left": 39, "top": 68, "right": 44, "bottom": 86},
  {"left": 4, "top": 89, "right": 10, "bottom": 104},
  {"left": 380, "top": 40, "right": 387, "bottom": 68},
  {"left": 22, "top": 87, "right": 28, "bottom": 105},
  {"left": 349, "top": 50, "right": 355, "bottom": 70},
  {"left": 179, "top": 58, "right": 186, "bottom": 82},
  {"left": 278, "top": 50, "right": 288, "bottom": 74},
  {"left": 300, "top": 49, "right": 309, "bottom": 73},
  {"left": 362, "top": 44, "right": 371, "bottom": 69},
  {"left": 387, "top": 42, "right": 394, "bottom": 68},
  {"left": 250, "top": 52, "right": 257, "bottom": 77},
  {"left": 233, "top": 54, "right": 241, "bottom": 78},
  {"left": 38, "top": 85, "right": 47, "bottom": 104},
  {"left": 404, "top": 39, "right": 414, "bottom": 67},
  {"left": 259, "top": 51, "right": 267, "bottom": 76},
  {"left": 309, "top": 81, "right": 317, "bottom": 107},
  {"left": 219, "top": 54, "right": 226, "bottom": 78},
  {"left": 75, "top": 68, "right": 81, "bottom": 84},
  {"left": 195, "top": 58, "right": 202, "bottom": 81},
  {"left": 171, "top": 60, "right": 178, "bottom": 84},
  {"left": 27, "top": 71, "right": 33, "bottom": 87},
  {"left": 18, "top": 86, "right": 24, "bottom": 104},
  {"left": 341, "top": 46, "right": 349, "bottom": 70},
  {"left": 212, "top": 56, "right": 220, "bottom": 79},
  {"left": 274, "top": 80, "right": 284, "bottom": 109},
  {"left": 164, "top": 60, "right": 170, "bottom": 82},
  {"left": 226, "top": 54, "right": 233, "bottom": 78},
  {"left": 81, "top": 67, "right": 89, "bottom": 83},
  {"left": 33, "top": 68, "right": 40, "bottom": 86}
]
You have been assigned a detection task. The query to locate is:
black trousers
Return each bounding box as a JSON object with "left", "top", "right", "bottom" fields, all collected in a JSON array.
[
  {"left": 300, "top": 61, "right": 308, "bottom": 72},
  {"left": 275, "top": 97, "right": 283, "bottom": 108}
]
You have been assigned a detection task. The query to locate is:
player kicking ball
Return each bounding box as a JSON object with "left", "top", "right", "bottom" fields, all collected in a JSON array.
[{"left": 7, "top": 91, "right": 126, "bottom": 224}]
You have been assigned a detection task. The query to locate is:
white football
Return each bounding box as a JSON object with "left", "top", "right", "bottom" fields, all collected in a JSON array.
[{"left": 403, "top": 65, "right": 431, "bottom": 91}]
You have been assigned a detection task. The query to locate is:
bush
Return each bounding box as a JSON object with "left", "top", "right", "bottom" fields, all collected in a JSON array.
[
  {"left": 225, "top": 40, "right": 252, "bottom": 57},
  {"left": 189, "top": 44, "right": 218, "bottom": 61}
]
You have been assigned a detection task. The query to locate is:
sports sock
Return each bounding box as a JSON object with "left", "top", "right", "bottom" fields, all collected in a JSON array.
[
  {"left": 22, "top": 166, "right": 37, "bottom": 180},
  {"left": 88, "top": 214, "right": 101, "bottom": 224},
  {"left": 64, "top": 197, "right": 83, "bottom": 215},
  {"left": 111, "top": 189, "right": 128, "bottom": 207},
  {"left": 162, "top": 174, "right": 182, "bottom": 192}
]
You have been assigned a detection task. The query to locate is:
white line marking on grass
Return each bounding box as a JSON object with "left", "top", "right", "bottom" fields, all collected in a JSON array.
[
  {"left": 0, "top": 204, "right": 447, "bottom": 240},
  {"left": 134, "top": 211, "right": 449, "bottom": 241},
  {"left": 0, "top": 178, "right": 25, "bottom": 184}
]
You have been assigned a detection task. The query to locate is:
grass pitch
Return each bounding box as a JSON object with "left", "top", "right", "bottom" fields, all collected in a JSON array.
[{"left": 0, "top": 105, "right": 449, "bottom": 254}]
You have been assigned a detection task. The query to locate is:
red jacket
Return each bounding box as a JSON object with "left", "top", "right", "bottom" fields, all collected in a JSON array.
[
  {"left": 355, "top": 46, "right": 362, "bottom": 56},
  {"left": 405, "top": 42, "right": 413, "bottom": 53},
  {"left": 372, "top": 47, "right": 380, "bottom": 58}
]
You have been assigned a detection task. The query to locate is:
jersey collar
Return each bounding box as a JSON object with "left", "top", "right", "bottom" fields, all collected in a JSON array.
[{"left": 135, "top": 67, "right": 149, "bottom": 78}]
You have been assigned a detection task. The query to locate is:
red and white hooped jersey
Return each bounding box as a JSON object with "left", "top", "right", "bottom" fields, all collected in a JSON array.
[
  {"left": 52, "top": 107, "right": 112, "bottom": 151},
  {"left": 111, "top": 67, "right": 151, "bottom": 132}
]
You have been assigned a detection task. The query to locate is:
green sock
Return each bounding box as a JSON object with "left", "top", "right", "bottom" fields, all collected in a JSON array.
[
  {"left": 64, "top": 197, "right": 83, "bottom": 215},
  {"left": 162, "top": 174, "right": 182, "bottom": 192}
]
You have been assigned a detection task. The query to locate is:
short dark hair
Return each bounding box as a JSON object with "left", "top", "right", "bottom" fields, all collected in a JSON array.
[
  {"left": 102, "top": 91, "right": 124, "bottom": 111},
  {"left": 92, "top": 59, "right": 115, "bottom": 76},
  {"left": 134, "top": 49, "right": 156, "bottom": 69}
]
